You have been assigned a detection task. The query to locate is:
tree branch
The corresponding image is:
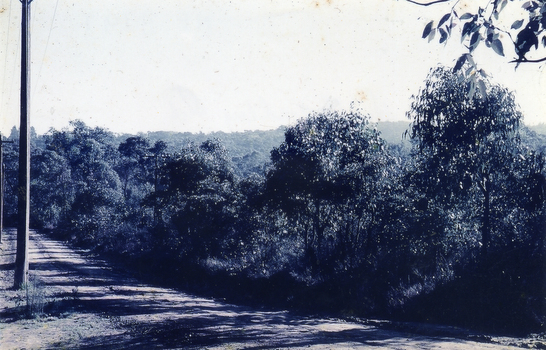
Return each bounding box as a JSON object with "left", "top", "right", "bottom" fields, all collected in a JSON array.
[
  {"left": 405, "top": 0, "right": 453, "bottom": 6},
  {"left": 509, "top": 56, "right": 546, "bottom": 64}
]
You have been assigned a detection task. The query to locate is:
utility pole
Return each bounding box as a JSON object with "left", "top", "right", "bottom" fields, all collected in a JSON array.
[
  {"left": 14, "top": 0, "right": 32, "bottom": 288},
  {"left": 0, "top": 133, "right": 14, "bottom": 244}
]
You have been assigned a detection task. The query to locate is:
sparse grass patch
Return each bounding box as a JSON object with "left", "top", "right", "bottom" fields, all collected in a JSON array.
[
  {"left": 20, "top": 276, "right": 48, "bottom": 318},
  {"left": 1, "top": 276, "right": 48, "bottom": 320}
]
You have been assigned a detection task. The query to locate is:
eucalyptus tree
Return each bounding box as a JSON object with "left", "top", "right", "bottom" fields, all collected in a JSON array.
[
  {"left": 150, "top": 139, "right": 238, "bottom": 262},
  {"left": 407, "top": 65, "right": 523, "bottom": 256},
  {"left": 519, "top": 130, "right": 546, "bottom": 251},
  {"left": 265, "top": 110, "right": 392, "bottom": 272},
  {"left": 117, "top": 136, "right": 151, "bottom": 196},
  {"left": 0, "top": 139, "right": 18, "bottom": 228},
  {"left": 44, "top": 121, "right": 123, "bottom": 248},
  {"left": 116, "top": 136, "right": 155, "bottom": 227},
  {"left": 30, "top": 149, "right": 72, "bottom": 229}
]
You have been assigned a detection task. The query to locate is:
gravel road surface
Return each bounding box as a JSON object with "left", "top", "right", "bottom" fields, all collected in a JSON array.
[{"left": 0, "top": 229, "right": 540, "bottom": 349}]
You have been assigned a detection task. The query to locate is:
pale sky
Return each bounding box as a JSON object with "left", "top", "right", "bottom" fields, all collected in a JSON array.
[{"left": 1, "top": 0, "right": 545, "bottom": 136}]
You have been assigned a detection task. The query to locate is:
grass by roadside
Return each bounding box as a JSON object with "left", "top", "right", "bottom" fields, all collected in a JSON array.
[
  {"left": 1, "top": 228, "right": 544, "bottom": 350},
  {"left": 0, "top": 229, "right": 125, "bottom": 350}
]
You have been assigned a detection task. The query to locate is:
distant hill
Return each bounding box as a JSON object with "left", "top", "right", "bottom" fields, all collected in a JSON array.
[
  {"left": 529, "top": 123, "right": 546, "bottom": 135},
  {"left": 373, "top": 121, "right": 411, "bottom": 144},
  {"left": 113, "top": 123, "right": 412, "bottom": 177},
  {"left": 374, "top": 121, "right": 546, "bottom": 143},
  {"left": 133, "top": 122, "right": 412, "bottom": 154},
  {"left": 125, "top": 128, "right": 286, "bottom": 177},
  {"left": 138, "top": 127, "right": 286, "bottom": 159},
  {"left": 112, "top": 121, "right": 543, "bottom": 176}
]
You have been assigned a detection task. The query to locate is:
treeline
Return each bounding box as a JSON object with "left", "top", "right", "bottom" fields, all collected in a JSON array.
[{"left": 1, "top": 66, "right": 545, "bottom": 334}]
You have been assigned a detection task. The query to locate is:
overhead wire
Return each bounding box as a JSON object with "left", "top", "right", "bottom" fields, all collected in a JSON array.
[
  {"left": 33, "top": 0, "right": 60, "bottom": 101},
  {"left": 1, "top": 0, "right": 15, "bottom": 132},
  {"left": 7, "top": 15, "right": 21, "bottom": 136}
]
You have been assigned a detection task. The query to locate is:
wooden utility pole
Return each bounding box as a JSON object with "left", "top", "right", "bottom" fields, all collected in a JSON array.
[
  {"left": 0, "top": 134, "right": 14, "bottom": 244},
  {"left": 14, "top": 0, "right": 32, "bottom": 288}
]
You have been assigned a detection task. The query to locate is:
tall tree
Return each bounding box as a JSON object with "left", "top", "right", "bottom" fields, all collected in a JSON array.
[
  {"left": 150, "top": 139, "right": 237, "bottom": 261},
  {"left": 265, "top": 110, "right": 391, "bottom": 271},
  {"left": 45, "top": 121, "right": 123, "bottom": 247},
  {"left": 117, "top": 136, "right": 152, "bottom": 201},
  {"left": 31, "top": 149, "right": 72, "bottom": 229},
  {"left": 407, "top": 66, "right": 523, "bottom": 256},
  {"left": 0, "top": 134, "right": 14, "bottom": 243}
]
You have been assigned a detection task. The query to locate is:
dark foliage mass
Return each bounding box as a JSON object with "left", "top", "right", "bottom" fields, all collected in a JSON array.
[{"left": 2, "top": 67, "right": 545, "bottom": 335}]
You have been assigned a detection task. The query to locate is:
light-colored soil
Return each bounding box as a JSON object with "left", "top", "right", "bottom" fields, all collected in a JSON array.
[{"left": 0, "top": 228, "right": 542, "bottom": 349}]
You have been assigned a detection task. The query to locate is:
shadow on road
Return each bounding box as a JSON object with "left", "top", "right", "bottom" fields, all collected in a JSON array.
[
  {"left": 59, "top": 316, "right": 473, "bottom": 350},
  {"left": 1, "top": 229, "right": 526, "bottom": 350}
]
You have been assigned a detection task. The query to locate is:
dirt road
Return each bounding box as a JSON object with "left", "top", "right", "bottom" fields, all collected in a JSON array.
[{"left": 0, "top": 229, "right": 540, "bottom": 349}]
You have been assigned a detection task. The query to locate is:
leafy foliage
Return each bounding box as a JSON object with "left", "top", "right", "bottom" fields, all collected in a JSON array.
[
  {"left": 405, "top": 66, "right": 545, "bottom": 330},
  {"left": 408, "top": 66, "right": 524, "bottom": 254},
  {"left": 264, "top": 111, "right": 394, "bottom": 273},
  {"left": 1, "top": 84, "right": 543, "bottom": 334},
  {"left": 418, "top": 0, "right": 546, "bottom": 65}
]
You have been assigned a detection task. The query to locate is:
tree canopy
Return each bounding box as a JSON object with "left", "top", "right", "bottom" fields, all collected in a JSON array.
[
  {"left": 407, "top": 66, "right": 524, "bottom": 255},
  {"left": 2, "top": 105, "right": 544, "bottom": 333}
]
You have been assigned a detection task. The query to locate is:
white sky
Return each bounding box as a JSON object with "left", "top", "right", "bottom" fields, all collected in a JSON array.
[{"left": 1, "top": 0, "right": 545, "bottom": 135}]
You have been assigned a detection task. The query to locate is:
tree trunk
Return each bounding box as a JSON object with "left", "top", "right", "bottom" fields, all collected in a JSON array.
[{"left": 481, "top": 173, "right": 491, "bottom": 257}]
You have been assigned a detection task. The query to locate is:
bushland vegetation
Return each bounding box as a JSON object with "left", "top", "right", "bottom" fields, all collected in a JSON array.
[{"left": 2, "top": 66, "right": 545, "bottom": 335}]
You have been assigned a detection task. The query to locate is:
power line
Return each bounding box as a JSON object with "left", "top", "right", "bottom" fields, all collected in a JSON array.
[
  {"left": 33, "top": 0, "right": 60, "bottom": 97},
  {"left": 6, "top": 36, "right": 21, "bottom": 131},
  {"left": 1, "top": 0, "right": 22, "bottom": 135},
  {"left": 1, "top": 0, "right": 15, "bottom": 129}
]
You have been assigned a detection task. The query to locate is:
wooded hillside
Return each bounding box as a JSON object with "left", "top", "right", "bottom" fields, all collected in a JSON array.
[{"left": 1, "top": 71, "right": 545, "bottom": 335}]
